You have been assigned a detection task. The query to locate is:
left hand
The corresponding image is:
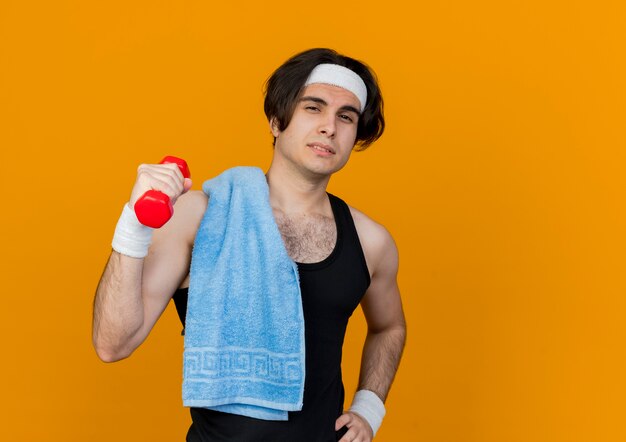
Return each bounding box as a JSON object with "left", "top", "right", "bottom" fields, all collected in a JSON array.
[{"left": 335, "top": 411, "right": 374, "bottom": 442}]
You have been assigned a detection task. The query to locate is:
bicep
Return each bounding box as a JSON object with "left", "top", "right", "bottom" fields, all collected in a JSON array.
[
  {"left": 360, "top": 233, "right": 405, "bottom": 333},
  {"left": 140, "top": 231, "right": 191, "bottom": 330},
  {"left": 131, "top": 191, "right": 204, "bottom": 346}
]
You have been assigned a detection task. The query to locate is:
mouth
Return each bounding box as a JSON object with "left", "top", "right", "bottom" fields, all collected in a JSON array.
[{"left": 307, "top": 142, "right": 336, "bottom": 155}]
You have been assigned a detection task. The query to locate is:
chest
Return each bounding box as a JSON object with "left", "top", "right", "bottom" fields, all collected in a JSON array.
[{"left": 274, "top": 212, "right": 337, "bottom": 263}]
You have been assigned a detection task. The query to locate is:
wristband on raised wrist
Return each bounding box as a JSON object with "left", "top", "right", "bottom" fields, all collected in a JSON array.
[{"left": 111, "top": 202, "right": 154, "bottom": 258}]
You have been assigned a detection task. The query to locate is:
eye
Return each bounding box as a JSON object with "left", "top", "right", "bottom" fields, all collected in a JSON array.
[
  {"left": 339, "top": 114, "right": 354, "bottom": 123},
  {"left": 305, "top": 105, "right": 320, "bottom": 112}
]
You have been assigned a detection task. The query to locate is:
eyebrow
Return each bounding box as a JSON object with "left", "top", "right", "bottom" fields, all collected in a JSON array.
[{"left": 299, "top": 96, "right": 361, "bottom": 115}]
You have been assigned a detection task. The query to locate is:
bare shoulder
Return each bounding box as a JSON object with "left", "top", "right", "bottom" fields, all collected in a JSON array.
[
  {"left": 175, "top": 189, "right": 208, "bottom": 216},
  {"left": 348, "top": 204, "right": 404, "bottom": 333},
  {"left": 147, "top": 190, "right": 208, "bottom": 290},
  {"left": 155, "top": 190, "right": 208, "bottom": 246},
  {"left": 348, "top": 205, "right": 398, "bottom": 276}
]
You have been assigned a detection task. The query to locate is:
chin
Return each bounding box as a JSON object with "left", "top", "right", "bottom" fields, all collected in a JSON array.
[{"left": 308, "top": 163, "right": 347, "bottom": 178}]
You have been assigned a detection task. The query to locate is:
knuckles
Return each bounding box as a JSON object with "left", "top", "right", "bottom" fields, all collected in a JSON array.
[{"left": 132, "top": 163, "right": 184, "bottom": 203}]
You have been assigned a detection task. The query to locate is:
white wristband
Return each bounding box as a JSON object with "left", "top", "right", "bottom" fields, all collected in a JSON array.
[
  {"left": 111, "top": 203, "right": 154, "bottom": 258},
  {"left": 349, "top": 389, "right": 386, "bottom": 437}
]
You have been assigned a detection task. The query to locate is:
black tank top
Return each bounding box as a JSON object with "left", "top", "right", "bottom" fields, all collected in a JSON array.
[{"left": 172, "top": 193, "right": 371, "bottom": 442}]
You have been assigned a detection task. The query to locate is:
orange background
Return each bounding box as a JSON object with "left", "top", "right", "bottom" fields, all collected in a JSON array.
[{"left": 1, "top": 0, "right": 625, "bottom": 440}]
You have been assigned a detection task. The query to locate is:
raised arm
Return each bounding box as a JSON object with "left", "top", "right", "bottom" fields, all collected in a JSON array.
[{"left": 92, "top": 162, "right": 206, "bottom": 362}]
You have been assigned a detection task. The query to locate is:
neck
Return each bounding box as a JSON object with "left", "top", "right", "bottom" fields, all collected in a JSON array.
[{"left": 265, "top": 160, "right": 332, "bottom": 215}]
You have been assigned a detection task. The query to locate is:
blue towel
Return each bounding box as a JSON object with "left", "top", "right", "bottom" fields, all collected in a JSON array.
[{"left": 182, "top": 166, "right": 305, "bottom": 421}]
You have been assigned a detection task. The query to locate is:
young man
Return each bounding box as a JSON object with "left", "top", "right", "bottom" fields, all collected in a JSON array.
[{"left": 93, "top": 48, "right": 406, "bottom": 442}]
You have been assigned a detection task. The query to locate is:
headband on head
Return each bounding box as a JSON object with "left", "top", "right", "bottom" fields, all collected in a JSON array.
[{"left": 304, "top": 64, "right": 368, "bottom": 113}]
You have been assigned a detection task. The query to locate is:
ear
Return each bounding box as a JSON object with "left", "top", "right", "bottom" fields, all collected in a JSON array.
[{"left": 269, "top": 117, "right": 281, "bottom": 137}]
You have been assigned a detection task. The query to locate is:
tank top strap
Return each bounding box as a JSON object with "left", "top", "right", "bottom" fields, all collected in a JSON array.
[{"left": 327, "top": 193, "right": 371, "bottom": 287}]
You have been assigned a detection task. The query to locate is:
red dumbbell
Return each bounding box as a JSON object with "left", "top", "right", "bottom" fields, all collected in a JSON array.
[{"left": 134, "top": 156, "right": 191, "bottom": 228}]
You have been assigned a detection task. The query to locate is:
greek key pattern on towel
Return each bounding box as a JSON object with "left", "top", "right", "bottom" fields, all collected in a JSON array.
[{"left": 184, "top": 347, "right": 303, "bottom": 386}]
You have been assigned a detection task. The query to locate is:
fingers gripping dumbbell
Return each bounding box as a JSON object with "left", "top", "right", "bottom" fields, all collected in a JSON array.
[{"left": 134, "top": 156, "right": 191, "bottom": 228}]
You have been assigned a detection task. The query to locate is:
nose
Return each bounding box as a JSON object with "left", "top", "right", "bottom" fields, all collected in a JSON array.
[{"left": 318, "top": 113, "right": 336, "bottom": 138}]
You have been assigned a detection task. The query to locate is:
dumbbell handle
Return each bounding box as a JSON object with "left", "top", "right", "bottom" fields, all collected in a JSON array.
[{"left": 134, "top": 156, "right": 191, "bottom": 228}]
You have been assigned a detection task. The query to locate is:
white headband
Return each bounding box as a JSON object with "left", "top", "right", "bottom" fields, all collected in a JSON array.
[{"left": 304, "top": 64, "right": 368, "bottom": 112}]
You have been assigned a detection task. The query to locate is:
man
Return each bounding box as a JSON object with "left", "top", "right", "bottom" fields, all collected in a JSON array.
[{"left": 93, "top": 48, "right": 406, "bottom": 442}]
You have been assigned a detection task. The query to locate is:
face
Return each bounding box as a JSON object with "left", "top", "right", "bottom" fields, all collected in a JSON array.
[{"left": 270, "top": 83, "right": 361, "bottom": 179}]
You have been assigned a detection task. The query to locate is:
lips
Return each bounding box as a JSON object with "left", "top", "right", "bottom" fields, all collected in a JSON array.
[{"left": 307, "top": 142, "right": 335, "bottom": 154}]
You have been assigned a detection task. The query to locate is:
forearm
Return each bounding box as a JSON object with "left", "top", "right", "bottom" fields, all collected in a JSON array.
[
  {"left": 92, "top": 251, "right": 146, "bottom": 361},
  {"left": 357, "top": 324, "right": 406, "bottom": 402}
]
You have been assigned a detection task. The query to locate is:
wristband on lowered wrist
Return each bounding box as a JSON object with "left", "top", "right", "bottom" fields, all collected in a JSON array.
[
  {"left": 349, "top": 389, "right": 386, "bottom": 437},
  {"left": 111, "top": 202, "right": 154, "bottom": 258}
]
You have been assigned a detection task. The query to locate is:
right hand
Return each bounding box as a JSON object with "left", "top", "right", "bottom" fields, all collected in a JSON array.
[{"left": 129, "top": 162, "right": 193, "bottom": 209}]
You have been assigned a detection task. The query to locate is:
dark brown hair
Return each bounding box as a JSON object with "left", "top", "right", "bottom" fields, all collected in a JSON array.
[{"left": 264, "top": 48, "right": 385, "bottom": 151}]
